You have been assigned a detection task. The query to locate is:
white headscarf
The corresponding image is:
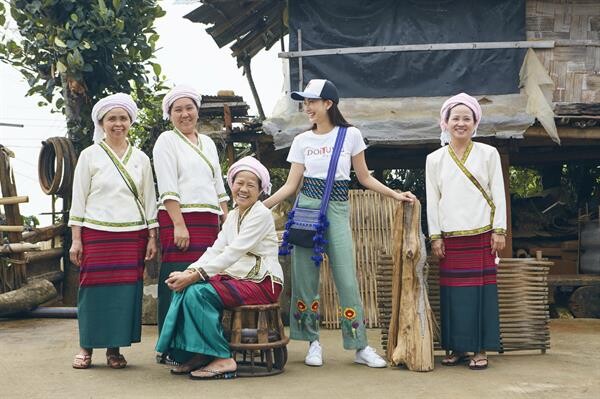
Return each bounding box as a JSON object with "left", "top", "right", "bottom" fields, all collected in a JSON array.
[
  {"left": 91, "top": 93, "right": 138, "bottom": 144},
  {"left": 438, "top": 92, "right": 482, "bottom": 146},
  {"left": 161, "top": 85, "right": 201, "bottom": 120}
]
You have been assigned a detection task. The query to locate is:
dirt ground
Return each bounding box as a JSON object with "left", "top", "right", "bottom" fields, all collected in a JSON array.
[{"left": 0, "top": 318, "right": 599, "bottom": 399}]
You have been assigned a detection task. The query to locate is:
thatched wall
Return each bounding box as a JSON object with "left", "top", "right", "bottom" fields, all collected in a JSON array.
[{"left": 528, "top": 0, "right": 600, "bottom": 103}]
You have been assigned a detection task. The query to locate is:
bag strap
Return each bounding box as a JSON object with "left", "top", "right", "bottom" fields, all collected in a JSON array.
[{"left": 319, "top": 126, "right": 347, "bottom": 214}]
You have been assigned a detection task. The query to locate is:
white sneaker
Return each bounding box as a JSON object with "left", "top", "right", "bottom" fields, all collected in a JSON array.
[
  {"left": 305, "top": 341, "right": 323, "bottom": 367},
  {"left": 355, "top": 346, "right": 387, "bottom": 368}
]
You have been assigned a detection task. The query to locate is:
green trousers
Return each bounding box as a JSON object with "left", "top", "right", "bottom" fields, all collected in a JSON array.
[{"left": 289, "top": 194, "right": 368, "bottom": 350}]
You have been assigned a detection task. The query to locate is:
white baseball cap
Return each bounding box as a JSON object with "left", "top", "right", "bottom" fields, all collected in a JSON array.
[{"left": 291, "top": 79, "right": 339, "bottom": 103}]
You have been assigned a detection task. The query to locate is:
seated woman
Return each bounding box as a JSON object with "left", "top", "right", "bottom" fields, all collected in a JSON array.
[{"left": 155, "top": 156, "right": 284, "bottom": 380}]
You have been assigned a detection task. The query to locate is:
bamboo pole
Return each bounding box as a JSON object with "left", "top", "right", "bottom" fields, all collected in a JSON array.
[
  {"left": 0, "top": 226, "right": 25, "bottom": 232},
  {"left": 0, "top": 196, "right": 28, "bottom": 205}
]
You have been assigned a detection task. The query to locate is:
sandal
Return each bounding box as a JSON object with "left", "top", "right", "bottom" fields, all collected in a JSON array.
[
  {"left": 106, "top": 353, "right": 127, "bottom": 369},
  {"left": 189, "top": 368, "right": 237, "bottom": 380},
  {"left": 468, "top": 357, "right": 488, "bottom": 370},
  {"left": 170, "top": 354, "right": 210, "bottom": 375},
  {"left": 72, "top": 354, "right": 92, "bottom": 369},
  {"left": 441, "top": 352, "right": 469, "bottom": 366}
]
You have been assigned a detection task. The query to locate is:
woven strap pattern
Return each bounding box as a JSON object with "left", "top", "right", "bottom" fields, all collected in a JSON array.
[{"left": 301, "top": 178, "right": 349, "bottom": 201}]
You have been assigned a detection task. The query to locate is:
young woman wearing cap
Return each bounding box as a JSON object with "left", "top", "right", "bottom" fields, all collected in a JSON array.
[
  {"left": 264, "top": 79, "right": 416, "bottom": 368},
  {"left": 426, "top": 93, "right": 506, "bottom": 370},
  {"left": 152, "top": 85, "right": 230, "bottom": 364},
  {"left": 156, "top": 156, "right": 283, "bottom": 380}
]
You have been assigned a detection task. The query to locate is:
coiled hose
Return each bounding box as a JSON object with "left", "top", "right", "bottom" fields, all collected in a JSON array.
[{"left": 38, "top": 137, "right": 77, "bottom": 199}]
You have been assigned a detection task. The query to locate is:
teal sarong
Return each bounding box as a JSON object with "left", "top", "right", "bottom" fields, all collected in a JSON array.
[{"left": 155, "top": 282, "right": 230, "bottom": 362}]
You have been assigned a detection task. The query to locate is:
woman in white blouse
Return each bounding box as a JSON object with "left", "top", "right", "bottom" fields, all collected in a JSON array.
[
  {"left": 153, "top": 85, "right": 229, "bottom": 364},
  {"left": 156, "top": 156, "right": 283, "bottom": 380},
  {"left": 69, "top": 93, "right": 159, "bottom": 369},
  {"left": 425, "top": 93, "right": 506, "bottom": 370}
]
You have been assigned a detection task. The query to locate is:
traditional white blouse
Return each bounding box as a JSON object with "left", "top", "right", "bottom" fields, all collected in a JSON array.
[
  {"left": 68, "top": 142, "right": 159, "bottom": 232},
  {"left": 188, "top": 201, "right": 284, "bottom": 285},
  {"left": 425, "top": 141, "right": 507, "bottom": 239},
  {"left": 152, "top": 129, "right": 229, "bottom": 214}
]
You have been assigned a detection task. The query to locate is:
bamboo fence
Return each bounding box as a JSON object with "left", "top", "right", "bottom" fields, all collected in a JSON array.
[{"left": 379, "top": 255, "right": 552, "bottom": 353}]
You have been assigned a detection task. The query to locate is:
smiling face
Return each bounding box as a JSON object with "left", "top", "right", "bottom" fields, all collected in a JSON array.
[
  {"left": 231, "top": 170, "right": 261, "bottom": 212},
  {"left": 170, "top": 97, "right": 199, "bottom": 134},
  {"left": 446, "top": 104, "right": 476, "bottom": 144},
  {"left": 303, "top": 98, "right": 332, "bottom": 126},
  {"left": 100, "top": 107, "right": 131, "bottom": 143}
]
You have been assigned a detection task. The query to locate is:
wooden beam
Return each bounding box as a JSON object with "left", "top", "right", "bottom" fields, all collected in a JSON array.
[
  {"left": 280, "top": 40, "right": 555, "bottom": 58},
  {"left": 0, "top": 196, "right": 28, "bottom": 205},
  {"left": 499, "top": 149, "right": 513, "bottom": 258},
  {"left": 525, "top": 126, "right": 600, "bottom": 140}
]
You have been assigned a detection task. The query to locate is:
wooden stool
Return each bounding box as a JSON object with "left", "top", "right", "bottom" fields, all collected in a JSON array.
[{"left": 223, "top": 303, "right": 289, "bottom": 377}]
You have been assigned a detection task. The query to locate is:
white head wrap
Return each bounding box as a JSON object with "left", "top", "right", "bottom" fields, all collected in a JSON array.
[
  {"left": 227, "top": 156, "right": 272, "bottom": 195},
  {"left": 161, "top": 85, "right": 201, "bottom": 120},
  {"left": 91, "top": 93, "right": 138, "bottom": 144},
  {"left": 438, "top": 92, "right": 482, "bottom": 146}
]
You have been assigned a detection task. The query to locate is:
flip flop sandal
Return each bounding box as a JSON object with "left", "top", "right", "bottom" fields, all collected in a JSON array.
[
  {"left": 441, "top": 353, "right": 469, "bottom": 366},
  {"left": 189, "top": 368, "right": 237, "bottom": 380},
  {"left": 468, "top": 358, "right": 488, "bottom": 370},
  {"left": 170, "top": 364, "right": 204, "bottom": 375},
  {"left": 106, "top": 354, "right": 127, "bottom": 369},
  {"left": 72, "top": 354, "right": 92, "bottom": 369}
]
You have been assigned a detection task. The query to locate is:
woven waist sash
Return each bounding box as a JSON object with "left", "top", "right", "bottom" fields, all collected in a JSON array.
[{"left": 301, "top": 177, "right": 349, "bottom": 201}]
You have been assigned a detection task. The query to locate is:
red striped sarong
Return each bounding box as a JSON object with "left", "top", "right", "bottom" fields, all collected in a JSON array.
[
  {"left": 80, "top": 228, "right": 147, "bottom": 287},
  {"left": 209, "top": 275, "right": 282, "bottom": 308},
  {"left": 158, "top": 210, "right": 219, "bottom": 263},
  {"left": 439, "top": 231, "right": 496, "bottom": 287}
]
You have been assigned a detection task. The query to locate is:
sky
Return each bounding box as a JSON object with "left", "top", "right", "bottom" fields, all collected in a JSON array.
[{"left": 0, "top": 1, "right": 285, "bottom": 225}]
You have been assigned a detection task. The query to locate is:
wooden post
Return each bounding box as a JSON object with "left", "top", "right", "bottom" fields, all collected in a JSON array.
[
  {"left": 499, "top": 149, "right": 513, "bottom": 258},
  {"left": 223, "top": 103, "right": 236, "bottom": 167},
  {"left": 242, "top": 59, "right": 266, "bottom": 121}
]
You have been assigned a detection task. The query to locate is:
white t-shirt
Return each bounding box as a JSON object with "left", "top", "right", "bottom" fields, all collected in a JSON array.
[{"left": 286, "top": 126, "right": 367, "bottom": 180}]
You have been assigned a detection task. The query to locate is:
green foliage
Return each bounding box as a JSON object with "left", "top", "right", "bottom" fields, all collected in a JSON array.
[
  {"left": 22, "top": 215, "right": 40, "bottom": 229},
  {"left": 128, "top": 78, "right": 171, "bottom": 159},
  {"left": 0, "top": 0, "right": 166, "bottom": 152},
  {"left": 509, "top": 167, "right": 543, "bottom": 198}
]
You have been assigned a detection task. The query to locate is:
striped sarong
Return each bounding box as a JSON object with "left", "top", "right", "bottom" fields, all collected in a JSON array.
[
  {"left": 157, "top": 210, "right": 219, "bottom": 332},
  {"left": 439, "top": 231, "right": 497, "bottom": 287},
  {"left": 209, "top": 275, "right": 282, "bottom": 308},
  {"left": 439, "top": 231, "right": 501, "bottom": 352},
  {"left": 80, "top": 228, "right": 146, "bottom": 287},
  {"left": 78, "top": 227, "right": 147, "bottom": 348}
]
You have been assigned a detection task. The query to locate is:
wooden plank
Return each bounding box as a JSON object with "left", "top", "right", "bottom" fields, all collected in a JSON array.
[{"left": 547, "top": 274, "right": 600, "bottom": 287}]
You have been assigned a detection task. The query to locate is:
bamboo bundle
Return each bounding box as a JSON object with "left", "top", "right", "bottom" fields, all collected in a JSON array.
[
  {"left": 318, "top": 190, "right": 396, "bottom": 329},
  {"left": 386, "top": 201, "right": 437, "bottom": 371}
]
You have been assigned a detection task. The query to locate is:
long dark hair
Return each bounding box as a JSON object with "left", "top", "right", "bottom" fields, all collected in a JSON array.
[{"left": 309, "top": 101, "right": 353, "bottom": 130}]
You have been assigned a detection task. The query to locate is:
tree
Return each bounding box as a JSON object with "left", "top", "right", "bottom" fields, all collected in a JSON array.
[{"left": 0, "top": 0, "right": 166, "bottom": 152}]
